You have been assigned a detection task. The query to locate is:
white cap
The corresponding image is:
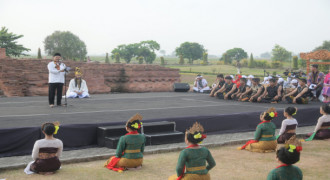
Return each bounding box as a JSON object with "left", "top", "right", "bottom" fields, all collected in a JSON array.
[
  {"left": 242, "top": 75, "right": 247, "bottom": 78},
  {"left": 268, "top": 76, "right": 273, "bottom": 79},
  {"left": 276, "top": 74, "right": 281, "bottom": 78},
  {"left": 291, "top": 79, "right": 298, "bottom": 84},
  {"left": 248, "top": 75, "right": 254, "bottom": 78},
  {"left": 264, "top": 77, "right": 269, "bottom": 81},
  {"left": 278, "top": 78, "right": 284, "bottom": 83},
  {"left": 230, "top": 75, "right": 234, "bottom": 79}
]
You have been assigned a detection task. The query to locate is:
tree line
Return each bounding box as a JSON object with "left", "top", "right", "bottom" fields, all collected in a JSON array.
[{"left": 1, "top": 27, "right": 330, "bottom": 67}]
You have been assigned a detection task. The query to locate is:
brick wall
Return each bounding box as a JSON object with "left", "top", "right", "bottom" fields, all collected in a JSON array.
[
  {"left": 0, "top": 58, "right": 180, "bottom": 97},
  {"left": 0, "top": 48, "right": 6, "bottom": 59}
]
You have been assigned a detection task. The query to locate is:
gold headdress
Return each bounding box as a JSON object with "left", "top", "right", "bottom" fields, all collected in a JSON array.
[
  {"left": 127, "top": 113, "right": 143, "bottom": 123},
  {"left": 186, "top": 122, "right": 207, "bottom": 143},
  {"left": 126, "top": 113, "right": 143, "bottom": 130},
  {"left": 187, "top": 122, "right": 204, "bottom": 134},
  {"left": 75, "top": 67, "right": 83, "bottom": 76}
]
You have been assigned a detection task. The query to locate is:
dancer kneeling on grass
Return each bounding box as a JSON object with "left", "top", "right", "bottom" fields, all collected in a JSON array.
[
  {"left": 267, "top": 138, "right": 303, "bottom": 180},
  {"left": 104, "top": 113, "right": 146, "bottom": 172},
  {"left": 25, "top": 122, "right": 63, "bottom": 175},
  {"left": 168, "top": 122, "right": 216, "bottom": 180},
  {"left": 305, "top": 104, "right": 330, "bottom": 141},
  {"left": 277, "top": 107, "right": 298, "bottom": 144},
  {"left": 66, "top": 67, "right": 90, "bottom": 98},
  {"left": 238, "top": 107, "right": 277, "bottom": 153}
]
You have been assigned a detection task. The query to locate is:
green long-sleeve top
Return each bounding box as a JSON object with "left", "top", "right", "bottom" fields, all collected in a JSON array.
[
  {"left": 176, "top": 147, "right": 216, "bottom": 176},
  {"left": 267, "top": 165, "right": 303, "bottom": 180},
  {"left": 115, "top": 134, "right": 146, "bottom": 159},
  {"left": 254, "top": 122, "right": 276, "bottom": 141}
]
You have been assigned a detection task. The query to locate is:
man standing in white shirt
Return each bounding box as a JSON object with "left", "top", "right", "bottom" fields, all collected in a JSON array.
[{"left": 47, "top": 53, "right": 66, "bottom": 108}]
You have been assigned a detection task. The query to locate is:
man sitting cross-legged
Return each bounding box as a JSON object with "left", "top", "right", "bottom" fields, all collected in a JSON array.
[
  {"left": 242, "top": 78, "right": 264, "bottom": 102},
  {"left": 193, "top": 75, "right": 211, "bottom": 93},
  {"left": 282, "top": 78, "right": 309, "bottom": 104},
  {"left": 209, "top": 74, "right": 225, "bottom": 97},
  {"left": 258, "top": 78, "right": 283, "bottom": 103},
  {"left": 231, "top": 78, "right": 250, "bottom": 101},
  {"left": 216, "top": 76, "right": 237, "bottom": 100}
]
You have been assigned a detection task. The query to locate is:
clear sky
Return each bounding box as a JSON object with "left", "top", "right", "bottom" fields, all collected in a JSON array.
[{"left": 1, "top": 0, "right": 329, "bottom": 57}]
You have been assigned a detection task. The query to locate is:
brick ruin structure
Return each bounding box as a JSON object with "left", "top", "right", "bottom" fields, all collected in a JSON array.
[{"left": 0, "top": 48, "right": 181, "bottom": 97}]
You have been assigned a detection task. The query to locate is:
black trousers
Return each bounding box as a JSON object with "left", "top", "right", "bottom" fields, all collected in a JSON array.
[{"left": 49, "top": 83, "right": 63, "bottom": 105}]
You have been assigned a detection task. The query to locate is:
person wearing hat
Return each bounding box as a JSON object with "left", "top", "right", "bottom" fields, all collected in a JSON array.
[
  {"left": 238, "top": 107, "right": 277, "bottom": 153},
  {"left": 168, "top": 122, "right": 216, "bottom": 180},
  {"left": 104, "top": 113, "right": 146, "bottom": 172},
  {"left": 209, "top": 74, "right": 225, "bottom": 97},
  {"left": 307, "top": 64, "right": 324, "bottom": 99},
  {"left": 215, "top": 75, "right": 237, "bottom": 100},
  {"left": 267, "top": 138, "right": 303, "bottom": 180},
  {"left": 66, "top": 67, "right": 90, "bottom": 98},
  {"left": 247, "top": 75, "right": 254, "bottom": 87},
  {"left": 283, "top": 79, "right": 309, "bottom": 104},
  {"left": 193, "top": 75, "right": 211, "bottom": 93},
  {"left": 47, "top": 53, "right": 67, "bottom": 108},
  {"left": 25, "top": 122, "right": 63, "bottom": 175}
]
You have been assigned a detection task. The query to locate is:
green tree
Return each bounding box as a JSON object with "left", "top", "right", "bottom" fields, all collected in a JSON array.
[
  {"left": 105, "top": 53, "right": 110, "bottom": 63},
  {"left": 116, "top": 44, "right": 138, "bottom": 63},
  {"left": 139, "top": 40, "right": 160, "bottom": 52},
  {"left": 137, "top": 56, "right": 144, "bottom": 64},
  {"left": 224, "top": 48, "right": 248, "bottom": 63},
  {"left": 175, "top": 42, "right": 205, "bottom": 64},
  {"left": 179, "top": 54, "right": 184, "bottom": 65},
  {"left": 293, "top": 56, "right": 298, "bottom": 69},
  {"left": 202, "top": 52, "right": 208, "bottom": 65},
  {"left": 160, "top": 56, "right": 165, "bottom": 66},
  {"left": 298, "top": 58, "right": 306, "bottom": 68},
  {"left": 0, "top": 27, "right": 30, "bottom": 57},
  {"left": 271, "top": 44, "right": 292, "bottom": 62},
  {"left": 248, "top": 53, "right": 255, "bottom": 68},
  {"left": 114, "top": 52, "right": 120, "bottom": 63},
  {"left": 222, "top": 53, "right": 230, "bottom": 64},
  {"left": 314, "top": 40, "right": 330, "bottom": 51},
  {"left": 44, "top": 31, "right": 87, "bottom": 61},
  {"left": 37, "top": 48, "right": 42, "bottom": 59}
]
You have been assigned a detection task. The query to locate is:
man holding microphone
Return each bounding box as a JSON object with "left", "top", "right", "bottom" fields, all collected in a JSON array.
[{"left": 48, "top": 53, "right": 66, "bottom": 108}]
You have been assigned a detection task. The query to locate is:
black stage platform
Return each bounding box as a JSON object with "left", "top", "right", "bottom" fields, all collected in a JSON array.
[
  {"left": 0, "top": 92, "right": 322, "bottom": 128},
  {"left": 0, "top": 92, "right": 322, "bottom": 157}
]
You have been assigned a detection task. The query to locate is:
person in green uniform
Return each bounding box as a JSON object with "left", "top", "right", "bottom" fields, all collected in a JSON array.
[
  {"left": 168, "top": 122, "right": 216, "bottom": 180},
  {"left": 267, "top": 141, "right": 303, "bottom": 180},
  {"left": 238, "top": 107, "right": 277, "bottom": 153},
  {"left": 104, "top": 113, "right": 146, "bottom": 172}
]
